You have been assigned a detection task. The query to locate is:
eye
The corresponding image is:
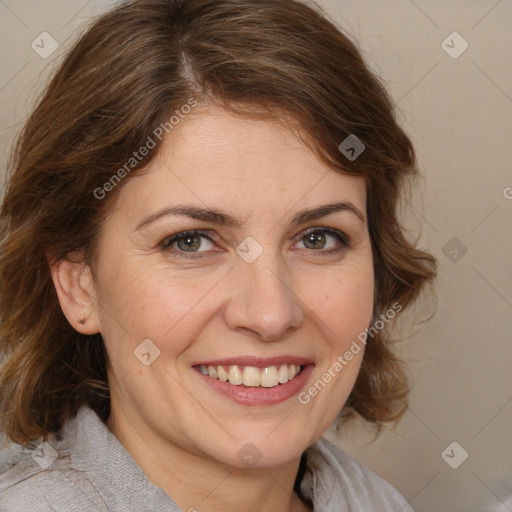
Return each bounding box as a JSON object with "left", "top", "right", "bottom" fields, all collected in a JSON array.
[
  {"left": 160, "top": 227, "right": 350, "bottom": 259},
  {"left": 295, "top": 227, "right": 349, "bottom": 254},
  {"left": 161, "top": 230, "right": 216, "bottom": 257}
]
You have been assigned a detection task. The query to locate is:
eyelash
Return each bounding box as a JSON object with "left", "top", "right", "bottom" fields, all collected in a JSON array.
[{"left": 160, "top": 227, "right": 350, "bottom": 259}]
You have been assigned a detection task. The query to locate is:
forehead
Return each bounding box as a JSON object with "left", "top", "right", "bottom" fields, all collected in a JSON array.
[{"left": 113, "top": 105, "right": 366, "bottom": 223}]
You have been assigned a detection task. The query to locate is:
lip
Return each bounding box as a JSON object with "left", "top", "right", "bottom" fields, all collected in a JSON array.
[
  {"left": 192, "top": 355, "right": 314, "bottom": 368},
  {"left": 193, "top": 363, "right": 315, "bottom": 406}
]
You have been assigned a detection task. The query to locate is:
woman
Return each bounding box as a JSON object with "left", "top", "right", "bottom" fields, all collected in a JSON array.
[{"left": 0, "top": 0, "right": 436, "bottom": 510}]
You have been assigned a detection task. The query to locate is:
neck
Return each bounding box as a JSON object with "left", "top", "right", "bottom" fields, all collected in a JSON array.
[{"left": 107, "top": 407, "right": 313, "bottom": 512}]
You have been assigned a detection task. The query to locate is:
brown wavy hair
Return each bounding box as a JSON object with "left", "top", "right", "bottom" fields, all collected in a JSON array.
[{"left": 0, "top": 0, "right": 436, "bottom": 446}]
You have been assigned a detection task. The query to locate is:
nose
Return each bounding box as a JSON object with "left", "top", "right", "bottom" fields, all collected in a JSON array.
[{"left": 223, "top": 254, "right": 304, "bottom": 342}]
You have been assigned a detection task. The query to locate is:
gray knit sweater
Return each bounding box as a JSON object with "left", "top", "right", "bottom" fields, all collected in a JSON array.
[{"left": 0, "top": 406, "right": 414, "bottom": 511}]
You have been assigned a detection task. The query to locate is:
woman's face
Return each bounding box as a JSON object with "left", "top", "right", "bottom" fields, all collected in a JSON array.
[{"left": 91, "top": 105, "right": 374, "bottom": 468}]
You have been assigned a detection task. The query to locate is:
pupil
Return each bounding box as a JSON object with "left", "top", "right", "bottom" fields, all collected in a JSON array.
[
  {"left": 179, "top": 236, "right": 200, "bottom": 251},
  {"left": 306, "top": 232, "right": 325, "bottom": 249}
]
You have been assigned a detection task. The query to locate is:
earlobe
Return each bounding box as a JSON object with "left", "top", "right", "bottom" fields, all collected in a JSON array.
[{"left": 48, "top": 254, "right": 101, "bottom": 335}]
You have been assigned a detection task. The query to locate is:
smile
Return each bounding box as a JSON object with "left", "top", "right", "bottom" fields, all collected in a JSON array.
[{"left": 197, "top": 364, "right": 304, "bottom": 388}]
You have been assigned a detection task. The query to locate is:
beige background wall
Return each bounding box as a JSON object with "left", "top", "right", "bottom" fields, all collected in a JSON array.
[{"left": 1, "top": 1, "right": 511, "bottom": 511}]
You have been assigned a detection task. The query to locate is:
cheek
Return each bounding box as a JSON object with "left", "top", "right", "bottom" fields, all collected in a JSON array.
[
  {"left": 308, "top": 266, "right": 375, "bottom": 349},
  {"left": 96, "top": 260, "right": 218, "bottom": 357}
]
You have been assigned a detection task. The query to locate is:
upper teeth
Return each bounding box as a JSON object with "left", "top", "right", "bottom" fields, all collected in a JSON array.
[{"left": 198, "top": 364, "right": 302, "bottom": 387}]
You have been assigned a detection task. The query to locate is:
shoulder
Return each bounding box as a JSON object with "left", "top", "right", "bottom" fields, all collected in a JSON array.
[
  {"left": 306, "top": 437, "right": 414, "bottom": 511},
  {"left": 0, "top": 454, "right": 109, "bottom": 512},
  {"left": 0, "top": 408, "right": 111, "bottom": 512},
  {"left": 0, "top": 406, "right": 178, "bottom": 512}
]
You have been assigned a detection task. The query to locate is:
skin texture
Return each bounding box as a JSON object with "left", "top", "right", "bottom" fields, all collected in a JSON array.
[{"left": 50, "top": 105, "right": 375, "bottom": 512}]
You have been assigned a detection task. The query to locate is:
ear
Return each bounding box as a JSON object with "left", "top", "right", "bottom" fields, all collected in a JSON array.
[{"left": 48, "top": 252, "right": 101, "bottom": 335}]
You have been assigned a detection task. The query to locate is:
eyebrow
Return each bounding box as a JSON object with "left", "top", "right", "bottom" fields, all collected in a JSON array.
[{"left": 135, "top": 201, "right": 366, "bottom": 231}]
